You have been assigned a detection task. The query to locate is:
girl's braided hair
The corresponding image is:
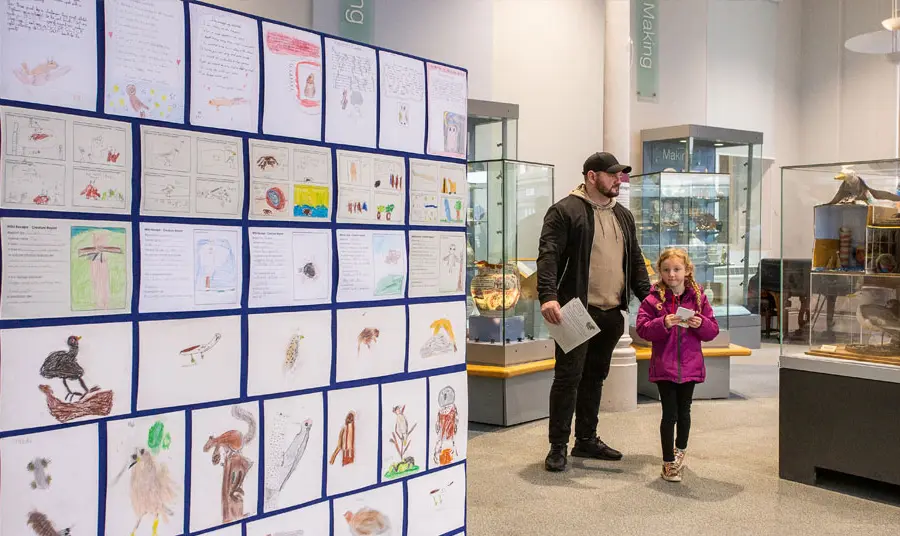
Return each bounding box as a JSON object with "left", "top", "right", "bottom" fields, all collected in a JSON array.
[{"left": 655, "top": 247, "right": 704, "bottom": 313}]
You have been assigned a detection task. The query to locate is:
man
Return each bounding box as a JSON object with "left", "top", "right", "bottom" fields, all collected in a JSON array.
[{"left": 536, "top": 151, "right": 652, "bottom": 472}]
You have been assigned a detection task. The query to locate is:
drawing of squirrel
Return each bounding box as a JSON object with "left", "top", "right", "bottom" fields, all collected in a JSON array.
[{"left": 204, "top": 405, "right": 257, "bottom": 465}]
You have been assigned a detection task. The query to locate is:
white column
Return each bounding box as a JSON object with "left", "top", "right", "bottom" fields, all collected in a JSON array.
[{"left": 600, "top": 0, "right": 638, "bottom": 413}]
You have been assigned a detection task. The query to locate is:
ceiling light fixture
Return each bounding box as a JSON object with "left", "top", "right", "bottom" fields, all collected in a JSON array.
[{"left": 845, "top": 0, "right": 900, "bottom": 62}]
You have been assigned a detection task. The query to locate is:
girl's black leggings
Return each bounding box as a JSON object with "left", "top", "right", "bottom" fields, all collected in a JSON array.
[{"left": 657, "top": 380, "right": 696, "bottom": 462}]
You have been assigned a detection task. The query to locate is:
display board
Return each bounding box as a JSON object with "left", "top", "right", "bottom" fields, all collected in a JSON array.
[{"left": 0, "top": 2, "right": 468, "bottom": 535}]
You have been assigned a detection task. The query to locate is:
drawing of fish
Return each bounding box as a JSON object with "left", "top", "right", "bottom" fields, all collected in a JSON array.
[
  {"left": 209, "top": 97, "right": 248, "bottom": 110},
  {"left": 27, "top": 457, "right": 51, "bottom": 489}
]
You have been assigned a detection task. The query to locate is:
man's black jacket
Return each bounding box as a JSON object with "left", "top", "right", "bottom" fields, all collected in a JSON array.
[{"left": 536, "top": 194, "right": 651, "bottom": 311}]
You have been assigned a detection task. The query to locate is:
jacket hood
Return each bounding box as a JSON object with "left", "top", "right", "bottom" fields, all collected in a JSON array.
[{"left": 570, "top": 183, "right": 616, "bottom": 210}]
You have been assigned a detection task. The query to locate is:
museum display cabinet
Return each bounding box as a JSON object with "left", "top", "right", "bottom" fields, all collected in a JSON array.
[
  {"left": 640, "top": 125, "right": 764, "bottom": 348},
  {"left": 779, "top": 159, "right": 900, "bottom": 490}
]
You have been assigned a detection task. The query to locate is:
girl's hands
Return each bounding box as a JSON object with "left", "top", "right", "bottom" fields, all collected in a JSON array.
[
  {"left": 687, "top": 316, "right": 702, "bottom": 329},
  {"left": 664, "top": 314, "right": 680, "bottom": 329}
]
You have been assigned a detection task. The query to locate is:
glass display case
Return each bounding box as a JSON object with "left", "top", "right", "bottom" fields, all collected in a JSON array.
[
  {"left": 781, "top": 159, "right": 900, "bottom": 367},
  {"left": 629, "top": 171, "right": 734, "bottom": 333},
  {"left": 641, "top": 125, "right": 764, "bottom": 348},
  {"left": 465, "top": 159, "right": 554, "bottom": 366}
]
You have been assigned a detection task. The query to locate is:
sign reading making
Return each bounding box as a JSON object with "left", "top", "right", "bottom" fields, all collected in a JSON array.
[
  {"left": 634, "top": 0, "right": 658, "bottom": 101},
  {"left": 339, "top": 0, "right": 373, "bottom": 44}
]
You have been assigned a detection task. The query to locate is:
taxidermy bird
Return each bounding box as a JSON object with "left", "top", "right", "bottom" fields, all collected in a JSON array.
[
  {"left": 856, "top": 299, "right": 900, "bottom": 345},
  {"left": 39, "top": 335, "right": 88, "bottom": 402},
  {"left": 827, "top": 167, "right": 900, "bottom": 205}
]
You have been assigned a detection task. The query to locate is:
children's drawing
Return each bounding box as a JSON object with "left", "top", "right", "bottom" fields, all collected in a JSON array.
[
  {"left": 144, "top": 131, "right": 191, "bottom": 173},
  {"left": 250, "top": 143, "right": 290, "bottom": 180},
  {"left": 14, "top": 59, "right": 72, "bottom": 86},
  {"left": 196, "top": 180, "right": 240, "bottom": 215},
  {"left": 194, "top": 235, "right": 238, "bottom": 297},
  {"left": 420, "top": 319, "right": 458, "bottom": 359},
  {"left": 430, "top": 480, "right": 455, "bottom": 507},
  {"left": 198, "top": 139, "right": 240, "bottom": 176},
  {"left": 384, "top": 405, "right": 419, "bottom": 479},
  {"left": 4, "top": 161, "right": 66, "bottom": 207},
  {"left": 283, "top": 330, "right": 305, "bottom": 374},
  {"left": 405, "top": 464, "right": 465, "bottom": 535},
  {"left": 73, "top": 169, "right": 127, "bottom": 209},
  {"left": 294, "top": 184, "right": 329, "bottom": 218},
  {"left": 27, "top": 457, "right": 52, "bottom": 489},
  {"left": 26, "top": 510, "right": 72, "bottom": 536},
  {"left": 71, "top": 226, "right": 128, "bottom": 311},
  {"left": 343, "top": 508, "right": 391, "bottom": 535},
  {"left": 203, "top": 405, "right": 257, "bottom": 524},
  {"left": 179, "top": 332, "right": 222, "bottom": 366},
  {"left": 106, "top": 83, "right": 181, "bottom": 122},
  {"left": 433, "top": 386, "right": 459, "bottom": 466},
  {"left": 440, "top": 240, "right": 464, "bottom": 292},
  {"left": 257, "top": 155, "right": 279, "bottom": 170},
  {"left": 38, "top": 334, "right": 114, "bottom": 423},
  {"left": 264, "top": 414, "right": 312, "bottom": 511},
  {"left": 110, "top": 419, "right": 180, "bottom": 536},
  {"left": 143, "top": 174, "right": 190, "bottom": 213},
  {"left": 5, "top": 113, "right": 66, "bottom": 160},
  {"left": 410, "top": 194, "right": 438, "bottom": 223},
  {"left": 357, "top": 328, "right": 380, "bottom": 356},
  {"left": 397, "top": 102, "right": 409, "bottom": 126},
  {"left": 372, "top": 233, "right": 406, "bottom": 296},
  {"left": 442, "top": 112, "right": 464, "bottom": 155},
  {"left": 73, "top": 122, "right": 127, "bottom": 166},
  {"left": 329, "top": 411, "right": 357, "bottom": 467}
]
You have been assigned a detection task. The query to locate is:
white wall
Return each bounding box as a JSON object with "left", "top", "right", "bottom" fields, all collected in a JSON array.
[{"left": 206, "top": 0, "right": 313, "bottom": 27}]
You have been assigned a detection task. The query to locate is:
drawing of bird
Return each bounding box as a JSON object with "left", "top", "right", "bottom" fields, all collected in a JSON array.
[
  {"left": 827, "top": 167, "right": 900, "bottom": 205},
  {"left": 126, "top": 84, "right": 150, "bottom": 118},
  {"left": 179, "top": 333, "right": 222, "bottom": 365},
  {"left": 343, "top": 508, "right": 391, "bottom": 536},
  {"left": 264, "top": 417, "right": 312, "bottom": 510},
  {"left": 113, "top": 447, "right": 178, "bottom": 536},
  {"left": 857, "top": 299, "right": 900, "bottom": 346},
  {"left": 39, "top": 335, "right": 88, "bottom": 402},
  {"left": 430, "top": 318, "right": 458, "bottom": 352},
  {"left": 283, "top": 331, "right": 305, "bottom": 374}
]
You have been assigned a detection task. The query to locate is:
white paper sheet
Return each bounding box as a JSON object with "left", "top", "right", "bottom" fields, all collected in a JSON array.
[
  {"left": 0, "top": 105, "right": 132, "bottom": 214},
  {"left": 408, "top": 301, "right": 466, "bottom": 373},
  {"left": 262, "top": 393, "right": 325, "bottom": 512},
  {"left": 336, "top": 229, "right": 407, "bottom": 303},
  {"left": 139, "top": 222, "right": 243, "bottom": 313},
  {"left": 428, "top": 371, "right": 468, "bottom": 470},
  {"left": 546, "top": 298, "right": 601, "bottom": 354},
  {"left": 136, "top": 315, "right": 241, "bottom": 410},
  {"left": 261, "top": 22, "right": 322, "bottom": 140},
  {"left": 0, "top": 322, "right": 132, "bottom": 432},
  {"left": 426, "top": 63, "right": 467, "bottom": 159},
  {"left": 408, "top": 230, "right": 466, "bottom": 298},
  {"left": 378, "top": 51, "right": 425, "bottom": 154},
  {"left": 140, "top": 125, "right": 244, "bottom": 219},
  {"left": 189, "top": 3, "right": 259, "bottom": 132},
  {"left": 248, "top": 227, "right": 332, "bottom": 308},
  {"left": 336, "top": 149, "right": 406, "bottom": 224},
  {"left": 380, "top": 378, "right": 427, "bottom": 482},
  {"left": 247, "top": 309, "right": 332, "bottom": 396},
  {"left": 335, "top": 305, "right": 406, "bottom": 383},
  {"left": 332, "top": 483, "right": 404, "bottom": 536},
  {"left": 406, "top": 464, "right": 466, "bottom": 536},
  {"left": 0, "top": 424, "right": 99, "bottom": 536},
  {"left": 190, "top": 402, "right": 260, "bottom": 533},
  {"left": 324, "top": 38, "right": 377, "bottom": 148},
  {"left": 409, "top": 158, "right": 467, "bottom": 226},
  {"left": 0, "top": 217, "right": 133, "bottom": 319},
  {"left": 105, "top": 412, "right": 186, "bottom": 536},
  {"left": 104, "top": 0, "right": 186, "bottom": 122},
  {"left": 203, "top": 526, "right": 243, "bottom": 536},
  {"left": 326, "top": 385, "right": 379, "bottom": 496},
  {"left": 247, "top": 501, "right": 330, "bottom": 535},
  {"left": 249, "top": 139, "right": 332, "bottom": 221},
  {"left": 0, "top": 0, "right": 98, "bottom": 110}
]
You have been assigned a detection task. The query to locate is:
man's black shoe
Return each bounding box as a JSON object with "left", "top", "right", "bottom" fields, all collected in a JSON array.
[
  {"left": 571, "top": 437, "right": 623, "bottom": 460},
  {"left": 545, "top": 444, "right": 567, "bottom": 471}
]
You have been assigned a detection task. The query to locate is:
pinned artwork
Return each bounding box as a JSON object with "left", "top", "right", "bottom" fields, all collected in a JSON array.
[
  {"left": 408, "top": 231, "right": 467, "bottom": 298},
  {"left": 261, "top": 23, "right": 323, "bottom": 141},
  {"left": 327, "top": 386, "right": 379, "bottom": 496},
  {"left": 262, "top": 394, "right": 325, "bottom": 512},
  {"left": 408, "top": 301, "right": 467, "bottom": 372},
  {"left": 106, "top": 412, "right": 186, "bottom": 536},
  {"left": 406, "top": 464, "right": 466, "bottom": 536},
  {"left": 248, "top": 310, "right": 333, "bottom": 396},
  {"left": 332, "top": 483, "right": 404, "bottom": 536},
  {"left": 0, "top": 322, "right": 132, "bottom": 432},
  {"left": 249, "top": 140, "right": 332, "bottom": 220},
  {"left": 190, "top": 403, "right": 261, "bottom": 533},
  {"left": 336, "top": 306, "right": 407, "bottom": 382},
  {"left": 381, "top": 379, "right": 427, "bottom": 482},
  {"left": 428, "top": 372, "right": 469, "bottom": 469},
  {"left": 247, "top": 501, "right": 330, "bottom": 536}
]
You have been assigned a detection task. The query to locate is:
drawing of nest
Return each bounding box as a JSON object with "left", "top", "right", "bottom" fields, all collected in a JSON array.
[{"left": 420, "top": 334, "right": 454, "bottom": 358}]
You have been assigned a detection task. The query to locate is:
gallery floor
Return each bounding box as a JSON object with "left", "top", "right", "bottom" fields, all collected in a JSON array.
[{"left": 465, "top": 344, "right": 900, "bottom": 535}]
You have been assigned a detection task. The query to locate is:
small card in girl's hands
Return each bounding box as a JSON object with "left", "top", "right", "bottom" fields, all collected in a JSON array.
[{"left": 675, "top": 307, "right": 694, "bottom": 327}]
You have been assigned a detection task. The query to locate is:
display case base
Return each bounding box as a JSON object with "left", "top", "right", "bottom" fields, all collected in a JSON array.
[
  {"left": 779, "top": 357, "right": 900, "bottom": 488},
  {"left": 466, "top": 339, "right": 554, "bottom": 367},
  {"left": 467, "top": 314, "right": 524, "bottom": 343},
  {"left": 728, "top": 313, "right": 761, "bottom": 349},
  {"left": 467, "top": 358, "right": 555, "bottom": 426},
  {"left": 633, "top": 344, "right": 751, "bottom": 400}
]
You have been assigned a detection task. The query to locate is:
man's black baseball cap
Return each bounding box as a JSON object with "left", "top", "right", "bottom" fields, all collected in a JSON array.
[{"left": 583, "top": 152, "right": 632, "bottom": 175}]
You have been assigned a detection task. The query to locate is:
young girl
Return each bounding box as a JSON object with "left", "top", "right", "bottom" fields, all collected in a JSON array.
[{"left": 635, "top": 248, "right": 719, "bottom": 482}]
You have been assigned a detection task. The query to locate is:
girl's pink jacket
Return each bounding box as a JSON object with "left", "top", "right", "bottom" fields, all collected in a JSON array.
[{"left": 635, "top": 283, "right": 720, "bottom": 384}]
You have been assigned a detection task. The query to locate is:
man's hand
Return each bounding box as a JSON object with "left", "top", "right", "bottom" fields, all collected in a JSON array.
[
  {"left": 541, "top": 300, "right": 562, "bottom": 325},
  {"left": 686, "top": 316, "right": 702, "bottom": 329},
  {"left": 664, "top": 314, "right": 680, "bottom": 329}
]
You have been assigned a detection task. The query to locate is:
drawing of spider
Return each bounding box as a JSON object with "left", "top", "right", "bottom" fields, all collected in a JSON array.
[{"left": 256, "top": 155, "right": 279, "bottom": 170}]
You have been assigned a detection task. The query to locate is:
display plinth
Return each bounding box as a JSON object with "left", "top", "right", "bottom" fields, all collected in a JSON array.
[
  {"left": 634, "top": 344, "right": 751, "bottom": 400},
  {"left": 600, "top": 327, "right": 637, "bottom": 412},
  {"left": 467, "top": 358, "right": 555, "bottom": 426},
  {"left": 467, "top": 314, "right": 525, "bottom": 343},
  {"left": 466, "top": 338, "right": 553, "bottom": 367}
]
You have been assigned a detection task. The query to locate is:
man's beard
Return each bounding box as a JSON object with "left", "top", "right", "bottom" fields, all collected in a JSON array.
[{"left": 597, "top": 184, "right": 619, "bottom": 198}]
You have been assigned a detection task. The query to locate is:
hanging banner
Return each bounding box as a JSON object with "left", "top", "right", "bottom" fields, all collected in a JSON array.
[
  {"left": 634, "top": 0, "right": 659, "bottom": 101},
  {"left": 339, "top": 0, "right": 373, "bottom": 43}
]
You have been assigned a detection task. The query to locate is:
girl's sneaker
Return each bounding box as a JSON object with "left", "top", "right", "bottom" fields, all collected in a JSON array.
[
  {"left": 661, "top": 461, "right": 682, "bottom": 482},
  {"left": 674, "top": 448, "right": 686, "bottom": 472}
]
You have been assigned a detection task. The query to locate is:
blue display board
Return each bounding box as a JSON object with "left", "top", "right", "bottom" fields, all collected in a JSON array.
[{"left": 0, "top": 2, "right": 468, "bottom": 535}]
